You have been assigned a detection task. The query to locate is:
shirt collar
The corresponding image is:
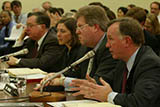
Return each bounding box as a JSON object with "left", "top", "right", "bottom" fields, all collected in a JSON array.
[
  {"left": 93, "top": 33, "right": 105, "bottom": 51},
  {"left": 126, "top": 47, "right": 140, "bottom": 77},
  {"left": 37, "top": 31, "right": 47, "bottom": 50}
]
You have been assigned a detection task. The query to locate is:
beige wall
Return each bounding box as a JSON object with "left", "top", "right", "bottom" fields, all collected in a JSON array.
[{"left": 0, "top": 0, "right": 159, "bottom": 15}]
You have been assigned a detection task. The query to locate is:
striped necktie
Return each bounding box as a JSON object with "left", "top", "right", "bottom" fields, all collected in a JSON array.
[{"left": 32, "top": 42, "right": 38, "bottom": 58}]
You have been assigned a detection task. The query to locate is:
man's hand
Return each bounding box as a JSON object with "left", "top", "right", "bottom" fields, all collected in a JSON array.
[
  {"left": 7, "top": 56, "right": 19, "bottom": 65},
  {"left": 70, "top": 76, "right": 113, "bottom": 102},
  {"left": 34, "top": 73, "right": 64, "bottom": 90}
]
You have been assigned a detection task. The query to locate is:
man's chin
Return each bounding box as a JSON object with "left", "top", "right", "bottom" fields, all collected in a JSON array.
[{"left": 112, "top": 55, "right": 118, "bottom": 59}]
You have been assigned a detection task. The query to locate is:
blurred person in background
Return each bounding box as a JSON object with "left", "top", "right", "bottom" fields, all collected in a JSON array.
[
  {"left": 46, "top": 7, "right": 62, "bottom": 37},
  {"left": 2, "top": 1, "right": 11, "bottom": 11},
  {"left": 117, "top": 7, "right": 128, "bottom": 18},
  {"left": 144, "top": 13, "right": 160, "bottom": 36},
  {"left": 89, "top": 2, "right": 116, "bottom": 20},
  {"left": 42, "top": 1, "right": 52, "bottom": 12},
  {"left": 126, "top": 7, "right": 160, "bottom": 56},
  {"left": 150, "top": 1, "right": 160, "bottom": 23},
  {"left": 0, "top": 10, "right": 16, "bottom": 56},
  {"left": 11, "top": 0, "right": 27, "bottom": 24}
]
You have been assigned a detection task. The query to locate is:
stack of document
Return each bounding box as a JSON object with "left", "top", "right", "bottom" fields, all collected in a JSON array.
[{"left": 7, "top": 68, "right": 47, "bottom": 83}]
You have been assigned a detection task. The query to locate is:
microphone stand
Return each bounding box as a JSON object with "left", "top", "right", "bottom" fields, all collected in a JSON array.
[
  {"left": 40, "top": 66, "right": 72, "bottom": 93},
  {"left": 40, "top": 50, "right": 95, "bottom": 93}
]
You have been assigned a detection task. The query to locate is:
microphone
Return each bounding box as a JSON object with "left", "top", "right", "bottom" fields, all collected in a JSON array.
[
  {"left": 70, "top": 50, "right": 95, "bottom": 67},
  {"left": 0, "top": 48, "right": 29, "bottom": 62},
  {"left": 40, "top": 50, "right": 95, "bottom": 93}
]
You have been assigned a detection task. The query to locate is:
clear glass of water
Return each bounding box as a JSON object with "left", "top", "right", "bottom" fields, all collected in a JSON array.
[
  {"left": 16, "top": 77, "right": 26, "bottom": 94},
  {"left": 0, "top": 73, "right": 10, "bottom": 90}
]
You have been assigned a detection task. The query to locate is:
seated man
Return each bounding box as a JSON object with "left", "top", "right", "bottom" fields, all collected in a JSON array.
[
  {"left": 70, "top": 17, "right": 160, "bottom": 107},
  {"left": 7, "top": 12, "right": 64, "bottom": 73},
  {"left": 36, "top": 6, "right": 118, "bottom": 91}
]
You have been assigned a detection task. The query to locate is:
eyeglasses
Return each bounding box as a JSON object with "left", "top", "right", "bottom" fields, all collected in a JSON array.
[{"left": 77, "top": 24, "right": 88, "bottom": 30}]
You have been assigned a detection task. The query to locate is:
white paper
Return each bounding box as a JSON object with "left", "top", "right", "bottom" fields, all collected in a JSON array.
[
  {"left": 17, "top": 73, "right": 46, "bottom": 80},
  {"left": 47, "top": 100, "right": 122, "bottom": 107},
  {"left": 47, "top": 100, "right": 98, "bottom": 107},
  {"left": 7, "top": 68, "right": 47, "bottom": 76},
  {"left": 5, "top": 25, "right": 24, "bottom": 41}
]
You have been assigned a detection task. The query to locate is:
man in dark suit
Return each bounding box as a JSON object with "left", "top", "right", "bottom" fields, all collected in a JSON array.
[
  {"left": 36, "top": 5, "right": 118, "bottom": 90},
  {"left": 70, "top": 17, "right": 160, "bottom": 107},
  {"left": 7, "top": 12, "right": 64, "bottom": 73}
]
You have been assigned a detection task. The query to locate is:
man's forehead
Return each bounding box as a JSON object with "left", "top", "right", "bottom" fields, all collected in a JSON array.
[
  {"left": 107, "top": 23, "right": 119, "bottom": 33},
  {"left": 27, "top": 16, "right": 36, "bottom": 23},
  {"left": 151, "top": 3, "right": 159, "bottom": 8},
  {"left": 77, "top": 16, "right": 86, "bottom": 25}
]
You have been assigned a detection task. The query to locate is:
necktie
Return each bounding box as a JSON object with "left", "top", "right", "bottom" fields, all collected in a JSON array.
[
  {"left": 121, "top": 65, "right": 128, "bottom": 93},
  {"left": 15, "top": 16, "right": 19, "bottom": 23},
  {"left": 86, "top": 57, "right": 94, "bottom": 75},
  {"left": 32, "top": 42, "right": 38, "bottom": 58},
  {"left": 5, "top": 27, "right": 9, "bottom": 37}
]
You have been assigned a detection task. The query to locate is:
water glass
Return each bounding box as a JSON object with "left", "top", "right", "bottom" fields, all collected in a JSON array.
[
  {"left": 0, "top": 73, "right": 10, "bottom": 90},
  {"left": 16, "top": 77, "right": 26, "bottom": 94}
]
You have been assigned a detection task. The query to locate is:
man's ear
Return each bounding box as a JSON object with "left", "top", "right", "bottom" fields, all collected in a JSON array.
[
  {"left": 93, "top": 24, "right": 100, "bottom": 32},
  {"left": 124, "top": 36, "right": 132, "bottom": 47}
]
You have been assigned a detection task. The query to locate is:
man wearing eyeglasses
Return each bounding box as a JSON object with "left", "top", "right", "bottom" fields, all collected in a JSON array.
[
  {"left": 37, "top": 5, "right": 118, "bottom": 91},
  {"left": 7, "top": 12, "right": 64, "bottom": 73}
]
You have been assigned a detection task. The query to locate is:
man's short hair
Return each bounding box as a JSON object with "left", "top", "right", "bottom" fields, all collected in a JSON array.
[
  {"left": 107, "top": 17, "right": 145, "bottom": 46},
  {"left": 75, "top": 5, "right": 110, "bottom": 32},
  {"left": 47, "top": 7, "right": 61, "bottom": 16},
  {"left": 11, "top": 0, "right": 22, "bottom": 9},
  {"left": 125, "top": 7, "right": 147, "bottom": 23},
  {"left": 28, "top": 12, "right": 50, "bottom": 28}
]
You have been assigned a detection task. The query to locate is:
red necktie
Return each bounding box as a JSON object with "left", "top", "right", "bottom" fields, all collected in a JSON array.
[
  {"left": 121, "top": 65, "right": 128, "bottom": 93},
  {"left": 32, "top": 42, "right": 38, "bottom": 58}
]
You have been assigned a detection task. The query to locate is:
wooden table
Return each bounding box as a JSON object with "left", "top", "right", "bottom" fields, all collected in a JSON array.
[
  {"left": 0, "top": 82, "right": 37, "bottom": 102},
  {"left": 0, "top": 81, "right": 83, "bottom": 107}
]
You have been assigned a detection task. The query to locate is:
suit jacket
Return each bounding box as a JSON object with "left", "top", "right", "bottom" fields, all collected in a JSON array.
[
  {"left": 103, "top": 46, "right": 160, "bottom": 107},
  {"left": 75, "top": 35, "right": 118, "bottom": 83},
  {"left": 59, "top": 44, "right": 83, "bottom": 78},
  {"left": 16, "top": 30, "right": 64, "bottom": 72}
]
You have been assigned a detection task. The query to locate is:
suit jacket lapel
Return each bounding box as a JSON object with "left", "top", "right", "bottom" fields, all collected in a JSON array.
[
  {"left": 126, "top": 46, "right": 144, "bottom": 93},
  {"left": 37, "top": 31, "right": 49, "bottom": 57}
]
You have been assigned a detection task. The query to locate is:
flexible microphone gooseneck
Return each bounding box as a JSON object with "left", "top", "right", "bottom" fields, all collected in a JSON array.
[
  {"left": 40, "top": 50, "right": 95, "bottom": 93},
  {"left": 0, "top": 48, "right": 29, "bottom": 62}
]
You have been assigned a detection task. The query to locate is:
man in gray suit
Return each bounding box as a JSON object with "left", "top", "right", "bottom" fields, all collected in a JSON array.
[
  {"left": 70, "top": 17, "right": 160, "bottom": 107},
  {"left": 7, "top": 12, "right": 64, "bottom": 72}
]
